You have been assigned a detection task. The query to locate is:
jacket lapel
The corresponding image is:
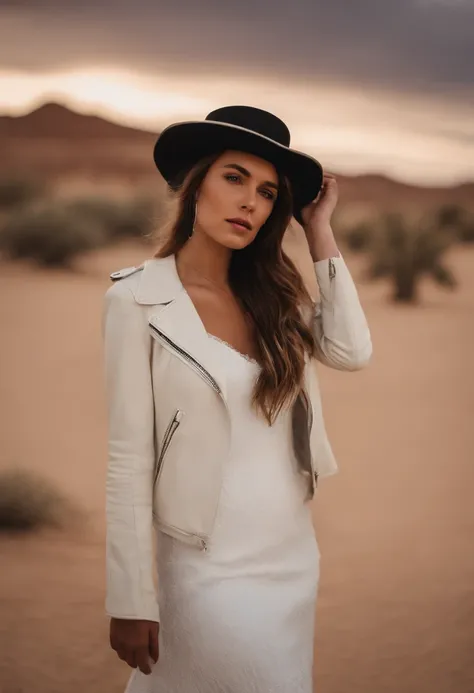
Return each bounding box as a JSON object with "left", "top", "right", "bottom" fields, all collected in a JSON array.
[
  {"left": 149, "top": 292, "right": 228, "bottom": 400},
  {"left": 134, "top": 254, "right": 228, "bottom": 400}
]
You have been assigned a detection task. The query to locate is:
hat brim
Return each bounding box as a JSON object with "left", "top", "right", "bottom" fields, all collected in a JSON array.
[{"left": 153, "top": 120, "right": 323, "bottom": 226}]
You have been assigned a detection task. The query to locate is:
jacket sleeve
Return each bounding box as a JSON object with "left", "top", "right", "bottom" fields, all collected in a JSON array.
[
  {"left": 310, "top": 255, "right": 372, "bottom": 371},
  {"left": 102, "top": 281, "right": 159, "bottom": 622}
]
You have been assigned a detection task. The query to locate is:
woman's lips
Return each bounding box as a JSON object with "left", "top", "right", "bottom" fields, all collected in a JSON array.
[{"left": 226, "top": 219, "right": 252, "bottom": 232}]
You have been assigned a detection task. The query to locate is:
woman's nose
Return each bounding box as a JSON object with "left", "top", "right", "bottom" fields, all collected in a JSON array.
[{"left": 240, "top": 188, "right": 257, "bottom": 211}]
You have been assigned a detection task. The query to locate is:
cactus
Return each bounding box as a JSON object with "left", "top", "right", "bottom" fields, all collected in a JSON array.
[
  {"left": 342, "top": 221, "right": 374, "bottom": 253},
  {"left": 367, "top": 213, "right": 457, "bottom": 303}
]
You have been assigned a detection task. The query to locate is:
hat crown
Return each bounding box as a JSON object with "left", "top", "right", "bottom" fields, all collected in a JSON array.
[{"left": 205, "top": 106, "right": 291, "bottom": 148}]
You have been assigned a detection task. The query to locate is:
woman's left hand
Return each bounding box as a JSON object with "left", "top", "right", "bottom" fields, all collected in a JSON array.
[
  {"left": 300, "top": 172, "right": 339, "bottom": 230},
  {"left": 300, "top": 173, "right": 340, "bottom": 261}
]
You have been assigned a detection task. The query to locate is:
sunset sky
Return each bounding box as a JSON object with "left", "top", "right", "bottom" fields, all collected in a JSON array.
[{"left": 1, "top": 0, "right": 473, "bottom": 185}]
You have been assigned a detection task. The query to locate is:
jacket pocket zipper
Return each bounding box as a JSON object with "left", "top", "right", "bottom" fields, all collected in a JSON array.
[
  {"left": 154, "top": 409, "right": 183, "bottom": 488},
  {"left": 157, "top": 521, "right": 209, "bottom": 552},
  {"left": 153, "top": 411, "right": 206, "bottom": 547},
  {"left": 148, "top": 321, "right": 228, "bottom": 550}
]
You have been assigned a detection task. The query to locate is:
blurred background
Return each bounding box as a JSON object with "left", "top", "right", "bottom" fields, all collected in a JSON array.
[{"left": 0, "top": 2, "right": 473, "bottom": 692}]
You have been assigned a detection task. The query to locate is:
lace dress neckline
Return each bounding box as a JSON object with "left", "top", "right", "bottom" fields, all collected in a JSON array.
[{"left": 208, "top": 334, "right": 260, "bottom": 367}]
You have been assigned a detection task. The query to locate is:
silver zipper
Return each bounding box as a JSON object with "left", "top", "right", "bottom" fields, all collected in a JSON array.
[
  {"left": 329, "top": 258, "right": 336, "bottom": 281},
  {"left": 158, "top": 522, "right": 209, "bottom": 552},
  {"left": 152, "top": 412, "right": 208, "bottom": 551},
  {"left": 149, "top": 323, "right": 223, "bottom": 397},
  {"left": 154, "top": 409, "right": 183, "bottom": 487}
]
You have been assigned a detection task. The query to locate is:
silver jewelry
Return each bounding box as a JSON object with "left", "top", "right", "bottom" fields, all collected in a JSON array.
[{"left": 190, "top": 202, "right": 197, "bottom": 237}]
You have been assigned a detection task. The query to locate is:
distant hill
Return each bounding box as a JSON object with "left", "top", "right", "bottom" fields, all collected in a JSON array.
[
  {"left": 1, "top": 102, "right": 158, "bottom": 181},
  {"left": 1, "top": 102, "right": 473, "bottom": 209},
  {"left": 0, "top": 103, "right": 157, "bottom": 140}
]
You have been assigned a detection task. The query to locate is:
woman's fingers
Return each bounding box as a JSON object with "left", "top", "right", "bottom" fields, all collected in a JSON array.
[
  {"left": 127, "top": 651, "right": 138, "bottom": 670},
  {"left": 149, "top": 623, "right": 160, "bottom": 663},
  {"left": 117, "top": 645, "right": 152, "bottom": 675},
  {"left": 136, "top": 646, "right": 153, "bottom": 675},
  {"left": 116, "top": 647, "right": 136, "bottom": 668},
  {"left": 110, "top": 618, "right": 159, "bottom": 675}
]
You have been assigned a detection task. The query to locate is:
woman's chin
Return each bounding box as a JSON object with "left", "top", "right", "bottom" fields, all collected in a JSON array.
[{"left": 217, "top": 231, "right": 254, "bottom": 250}]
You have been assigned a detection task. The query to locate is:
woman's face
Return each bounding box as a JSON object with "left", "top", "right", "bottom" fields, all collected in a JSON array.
[{"left": 194, "top": 150, "right": 279, "bottom": 249}]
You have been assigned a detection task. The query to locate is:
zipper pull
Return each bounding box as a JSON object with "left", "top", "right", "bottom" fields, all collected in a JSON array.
[{"left": 328, "top": 258, "right": 336, "bottom": 281}]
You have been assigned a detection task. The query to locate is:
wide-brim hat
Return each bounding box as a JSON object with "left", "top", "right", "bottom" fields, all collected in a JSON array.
[{"left": 153, "top": 105, "right": 323, "bottom": 226}]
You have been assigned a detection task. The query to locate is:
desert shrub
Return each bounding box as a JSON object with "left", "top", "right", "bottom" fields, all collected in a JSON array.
[
  {"left": 367, "top": 213, "right": 457, "bottom": 303},
  {"left": 0, "top": 191, "right": 158, "bottom": 267},
  {"left": 112, "top": 195, "right": 157, "bottom": 241},
  {"left": 0, "top": 177, "right": 47, "bottom": 211},
  {"left": 0, "top": 468, "right": 76, "bottom": 533},
  {"left": 64, "top": 194, "right": 156, "bottom": 242},
  {"left": 0, "top": 200, "right": 104, "bottom": 267}
]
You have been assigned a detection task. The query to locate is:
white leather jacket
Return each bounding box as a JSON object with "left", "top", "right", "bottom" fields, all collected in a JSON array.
[{"left": 102, "top": 253, "right": 372, "bottom": 622}]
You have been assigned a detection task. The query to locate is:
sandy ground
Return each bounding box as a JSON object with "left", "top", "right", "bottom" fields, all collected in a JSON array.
[{"left": 0, "top": 236, "right": 473, "bottom": 693}]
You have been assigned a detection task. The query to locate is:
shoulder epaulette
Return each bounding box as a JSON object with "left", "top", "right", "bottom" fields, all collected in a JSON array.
[{"left": 109, "top": 265, "right": 144, "bottom": 281}]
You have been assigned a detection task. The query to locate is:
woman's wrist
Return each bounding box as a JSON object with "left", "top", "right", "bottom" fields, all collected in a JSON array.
[{"left": 305, "top": 223, "right": 340, "bottom": 262}]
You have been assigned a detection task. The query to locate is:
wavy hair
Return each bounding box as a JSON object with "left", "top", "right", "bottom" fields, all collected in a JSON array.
[{"left": 155, "top": 152, "right": 316, "bottom": 424}]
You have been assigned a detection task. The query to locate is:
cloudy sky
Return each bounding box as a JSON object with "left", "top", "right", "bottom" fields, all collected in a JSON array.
[{"left": 1, "top": 0, "right": 473, "bottom": 184}]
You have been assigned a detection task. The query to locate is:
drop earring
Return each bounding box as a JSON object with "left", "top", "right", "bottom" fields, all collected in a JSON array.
[{"left": 190, "top": 201, "right": 198, "bottom": 237}]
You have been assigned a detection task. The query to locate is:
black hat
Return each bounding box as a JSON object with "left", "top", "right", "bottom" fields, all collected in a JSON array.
[{"left": 153, "top": 105, "right": 323, "bottom": 226}]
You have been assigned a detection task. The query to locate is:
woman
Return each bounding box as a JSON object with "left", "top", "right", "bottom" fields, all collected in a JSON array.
[{"left": 102, "top": 105, "right": 372, "bottom": 693}]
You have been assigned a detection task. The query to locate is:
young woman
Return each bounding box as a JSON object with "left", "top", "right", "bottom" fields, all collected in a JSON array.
[{"left": 102, "top": 105, "right": 372, "bottom": 693}]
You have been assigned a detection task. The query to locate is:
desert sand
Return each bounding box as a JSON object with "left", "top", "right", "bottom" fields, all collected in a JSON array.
[{"left": 1, "top": 236, "right": 473, "bottom": 693}]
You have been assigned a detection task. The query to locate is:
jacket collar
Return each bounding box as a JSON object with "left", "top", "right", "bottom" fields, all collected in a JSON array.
[{"left": 134, "top": 254, "right": 182, "bottom": 305}]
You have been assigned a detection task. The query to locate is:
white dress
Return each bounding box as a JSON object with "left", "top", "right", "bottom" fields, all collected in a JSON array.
[{"left": 125, "top": 336, "right": 320, "bottom": 693}]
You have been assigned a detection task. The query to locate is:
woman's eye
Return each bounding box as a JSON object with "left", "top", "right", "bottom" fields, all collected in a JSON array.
[{"left": 224, "top": 174, "right": 275, "bottom": 201}]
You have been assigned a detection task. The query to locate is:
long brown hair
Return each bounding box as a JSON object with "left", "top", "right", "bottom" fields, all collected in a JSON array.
[{"left": 155, "top": 152, "right": 316, "bottom": 424}]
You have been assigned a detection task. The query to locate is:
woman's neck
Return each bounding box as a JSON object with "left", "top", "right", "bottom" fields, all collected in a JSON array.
[{"left": 176, "top": 234, "right": 232, "bottom": 289}]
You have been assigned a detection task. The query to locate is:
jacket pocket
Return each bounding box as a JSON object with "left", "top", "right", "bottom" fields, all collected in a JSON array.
[{"left": 154, "top": 409, "right": 183, "bottom": 489}]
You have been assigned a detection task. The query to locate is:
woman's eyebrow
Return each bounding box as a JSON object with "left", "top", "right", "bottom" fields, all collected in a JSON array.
[{"left": 223, "top": 163, "right": 279, "bottom": 191}]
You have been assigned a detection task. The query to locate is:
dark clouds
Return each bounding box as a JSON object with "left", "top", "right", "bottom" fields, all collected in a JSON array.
[{"left": 1, "top": 0, "right": 473, "bottom": 92}]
